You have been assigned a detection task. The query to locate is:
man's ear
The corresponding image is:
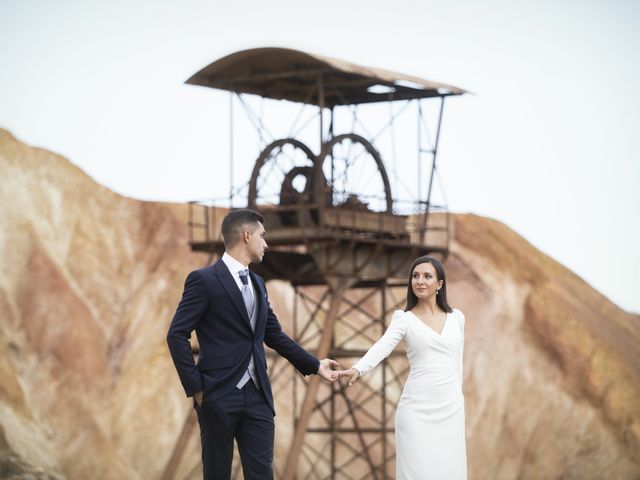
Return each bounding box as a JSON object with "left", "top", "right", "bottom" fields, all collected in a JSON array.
[{"left": 242, "top": 229, "right": 250, "bottom": 244}]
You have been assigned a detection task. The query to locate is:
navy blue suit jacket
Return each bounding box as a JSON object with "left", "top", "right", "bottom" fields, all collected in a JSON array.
[{"left": 167, "top": 259, "right": 320, "bottom": 415}]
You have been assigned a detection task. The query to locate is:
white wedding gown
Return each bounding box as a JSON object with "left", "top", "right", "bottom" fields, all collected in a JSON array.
[{"left": 353, "top": 309, "right": 467, "bottom": 480}]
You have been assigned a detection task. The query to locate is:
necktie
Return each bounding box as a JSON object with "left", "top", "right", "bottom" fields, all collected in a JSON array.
[
  {"left": 239, "top": 269, "right": 255, "bottom": 319},
  {"left": 237, "top": 269, "right": 259, "bottom": 390}
]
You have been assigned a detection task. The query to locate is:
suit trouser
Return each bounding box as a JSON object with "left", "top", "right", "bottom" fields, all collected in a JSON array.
[{"left": 195, "top": 379, "right": 274, "bottom": 480}]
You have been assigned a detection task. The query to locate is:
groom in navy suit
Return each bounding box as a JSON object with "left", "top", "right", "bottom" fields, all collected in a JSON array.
[{"left": 167, "top": 209, "right": 338, "bottom": 479}]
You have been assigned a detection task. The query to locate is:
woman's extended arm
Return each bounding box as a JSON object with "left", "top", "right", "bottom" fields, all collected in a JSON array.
[{"left": 338, "top": 310, "right": 407, "bottom": 385}]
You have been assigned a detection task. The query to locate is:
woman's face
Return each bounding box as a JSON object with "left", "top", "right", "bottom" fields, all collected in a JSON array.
[{"left": 411, "top": 262, "right": 443, "bottom": 301}]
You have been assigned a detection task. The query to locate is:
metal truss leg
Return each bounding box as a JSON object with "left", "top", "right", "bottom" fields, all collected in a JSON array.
[{"left": 283, "top": 279, "right": 348, "bottom": 480}]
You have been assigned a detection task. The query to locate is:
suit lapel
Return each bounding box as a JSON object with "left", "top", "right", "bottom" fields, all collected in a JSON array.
[{"left": 213, "top": 260, "right": 252, "bottom": 330}]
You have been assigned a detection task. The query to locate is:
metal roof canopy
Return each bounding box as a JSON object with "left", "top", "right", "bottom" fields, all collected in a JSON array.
[{"left": 186, "top": 47, "right": 466, "bottom": 107}]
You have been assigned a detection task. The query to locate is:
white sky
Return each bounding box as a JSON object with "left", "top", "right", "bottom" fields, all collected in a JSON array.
[{"left": 1, "top": 0, "right": 639, "bottom": 313}]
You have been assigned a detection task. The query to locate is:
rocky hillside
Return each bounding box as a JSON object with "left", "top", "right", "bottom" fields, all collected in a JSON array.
[{"left": 0, "top": 129, "right": 638, "bottom": 479}]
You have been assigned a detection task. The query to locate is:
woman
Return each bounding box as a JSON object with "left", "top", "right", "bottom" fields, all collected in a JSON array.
[{"left": 337, "top": 255, "right": 467, "bottom": 479}]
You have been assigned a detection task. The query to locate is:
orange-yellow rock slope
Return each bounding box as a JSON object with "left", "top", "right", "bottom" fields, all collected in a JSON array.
[{"left": 0, "top": 129, "right": 638, "bottom": 479}]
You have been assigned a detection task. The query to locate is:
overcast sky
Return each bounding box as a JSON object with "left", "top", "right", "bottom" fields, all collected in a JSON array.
[{"left": 1, "top": 0, "right": 638, "bottom": 313}]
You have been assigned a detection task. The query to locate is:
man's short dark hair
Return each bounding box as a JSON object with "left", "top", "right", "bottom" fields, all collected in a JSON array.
[{"left": 221, "top": 209, "right": 265, "bottom": 248}]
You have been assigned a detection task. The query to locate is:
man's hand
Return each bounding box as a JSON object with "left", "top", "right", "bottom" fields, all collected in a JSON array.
[
  {"left": 317, "top": 358, "right": 340, "bottom": 382},
  {"left": 336, "top": 368, "right": 360, "bottom": 386},
  {"left": 194, "top": 391, "right": 203, "bottom": 406}
]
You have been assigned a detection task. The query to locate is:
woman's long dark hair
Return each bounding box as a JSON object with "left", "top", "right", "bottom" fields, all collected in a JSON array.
[{"left": 404, "top": 256, "right": 453, "bottom": 313}]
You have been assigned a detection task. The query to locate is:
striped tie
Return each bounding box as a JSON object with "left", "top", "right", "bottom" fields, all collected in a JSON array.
[{"left": 239, "top": 269, "right": 255, "bottom": 320}]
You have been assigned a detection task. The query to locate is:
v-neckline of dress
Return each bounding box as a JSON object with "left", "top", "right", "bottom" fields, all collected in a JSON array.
[{"left": 408, "top": 310, "right": 450, "bottom": 337}]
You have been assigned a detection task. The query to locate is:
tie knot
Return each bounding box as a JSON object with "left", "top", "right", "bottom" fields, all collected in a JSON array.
[{"left": 239, "top": 270, "right": 249, "bottom": 285}]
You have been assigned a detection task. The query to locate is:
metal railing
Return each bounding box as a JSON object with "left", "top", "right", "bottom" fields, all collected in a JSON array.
[{"left": 188, "top": 197, "right": 449, "bottom": 251}]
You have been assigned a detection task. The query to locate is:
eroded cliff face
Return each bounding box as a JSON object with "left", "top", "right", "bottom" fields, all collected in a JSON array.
[
  {"left": 0, "top": 129, "right": 208, "bottom": 479},
  {"left": 448, "top": 216, "right": 640, "bottom": 478},
  {"left": 0, "top": 129, "right": 638, "bottom": 479}
]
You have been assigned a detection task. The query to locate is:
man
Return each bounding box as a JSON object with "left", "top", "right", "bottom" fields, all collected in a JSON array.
[{"left": 167, "top": 208, "right": 338, "bottom": 479}]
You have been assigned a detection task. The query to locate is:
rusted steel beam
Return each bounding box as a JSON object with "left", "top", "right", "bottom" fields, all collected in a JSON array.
[
  {"left": 339, "top": 382, "right": 380, "bottom": 479},
  {"left": 160, "top": 408, "right": 198, "bottom": 480},
  {"left": 282, "top": 278, "right": 347, "bottom": 480}
]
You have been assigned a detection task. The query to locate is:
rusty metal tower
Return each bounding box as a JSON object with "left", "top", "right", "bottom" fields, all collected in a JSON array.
[{"left": 163, "top": 47, "right": 466, "bottom": 479}]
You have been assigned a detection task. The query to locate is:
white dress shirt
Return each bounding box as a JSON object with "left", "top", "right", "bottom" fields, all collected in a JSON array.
[{"left": 221, "top": 252, "right": 255, "bottom": 303}]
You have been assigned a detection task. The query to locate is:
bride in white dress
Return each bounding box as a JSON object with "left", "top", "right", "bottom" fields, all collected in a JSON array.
[{"left": 337, "top": 256, "right": 467, "bottom": 480}]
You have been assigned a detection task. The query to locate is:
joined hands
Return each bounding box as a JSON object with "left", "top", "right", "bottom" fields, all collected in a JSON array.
[
  {"left": 317, "top": 361, "right": 360, "bottom": 386},
  {"left": 317, "top": 358, "right": 341, "bottom": 382},
  {"left": 334, "top": 368, "right": 360, "bottom": 386}
]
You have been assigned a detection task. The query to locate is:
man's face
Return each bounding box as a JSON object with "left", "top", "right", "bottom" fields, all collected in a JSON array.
[{"left": 246, "top": 222, "right": 268, "bottom": 264}]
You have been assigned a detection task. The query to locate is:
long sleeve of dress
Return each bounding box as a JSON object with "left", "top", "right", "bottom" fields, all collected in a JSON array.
[
  {"left": 352, "top": 310, "right": 407, "bottom": 376},
  {"left": 457, "top": 310, "right": 465, "bottom": 386}
]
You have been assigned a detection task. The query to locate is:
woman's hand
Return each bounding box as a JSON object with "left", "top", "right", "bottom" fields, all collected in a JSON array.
[{"left": 336, "top": 368, "right": 360, "bottom": 386}]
